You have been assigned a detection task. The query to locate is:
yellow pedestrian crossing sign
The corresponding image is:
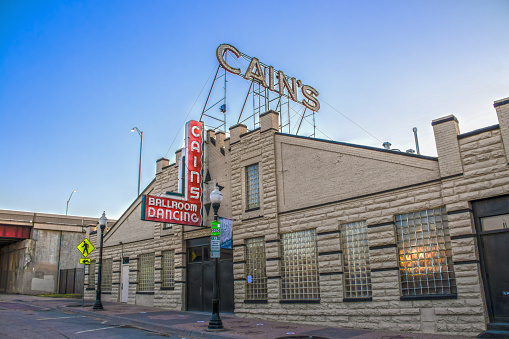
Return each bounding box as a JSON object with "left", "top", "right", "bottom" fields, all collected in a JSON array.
[
  {"left": 77, "top": 238, "right": 95, "bottom": 258},
  {"left": 80, "top": 258, "right": 91, "bottom": 265}
]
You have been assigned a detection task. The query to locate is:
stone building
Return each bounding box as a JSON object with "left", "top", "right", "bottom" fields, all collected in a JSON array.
[{"left": 85, "top": 97, "right": 509, "bottom": 336}]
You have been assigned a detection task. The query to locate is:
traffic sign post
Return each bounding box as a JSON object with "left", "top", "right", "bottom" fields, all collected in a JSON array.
[
  {"left": 77, "top": 238, "right": 95, "bottom": 258},
  {"left": 77, "top": 238, "right": 95, "bottom": 307},
  {"left": 210, "top": 221, "right": 221, "bottom": 258}
]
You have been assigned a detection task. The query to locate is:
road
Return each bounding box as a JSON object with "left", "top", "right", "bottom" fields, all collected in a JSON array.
[{"left": 0, "top": 299, "right": 191, "bottom": 339}]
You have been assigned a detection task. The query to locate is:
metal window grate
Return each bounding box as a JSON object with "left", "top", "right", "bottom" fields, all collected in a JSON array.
[
  {"left": 88, "top": 260, "right": 96, "bottom": 288},
  {"left": 138, "top": 253, "right": 155, "bottom": 292},
  {"left": 396, "top": 207, "right": 457, "bottom": 296},
  {"left": 101, "top": 259, "right": 112, "bottom": 292},
  {"left": 341, "top": 220, "right": 372, "bottom": 298},
  {"left": 246, "top": 164, "right": 260, "bottom": 210},
  {"left": 245, "top": 237, "right": 267, "bottom": 300},
  {"left": 281, "top": 229, "right": 320, "bottom": 300},
  {"left": 162, "top": 250, "right": 175, "bottom": 288}
]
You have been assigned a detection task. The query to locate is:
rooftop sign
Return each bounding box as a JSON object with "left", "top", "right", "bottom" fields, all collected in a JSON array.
[{"left": 216, "top": 44, "right": 320, "bottom": 112}]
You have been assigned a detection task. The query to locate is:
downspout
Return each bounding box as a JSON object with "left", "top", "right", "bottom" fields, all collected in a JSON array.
[{"left": 56, "top": 230, "right": 63, "bottom": 293}]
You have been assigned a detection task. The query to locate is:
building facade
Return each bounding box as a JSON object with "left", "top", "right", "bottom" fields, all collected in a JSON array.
[{"left": 85, "top": 97, "right": 509, "bottom": 336}]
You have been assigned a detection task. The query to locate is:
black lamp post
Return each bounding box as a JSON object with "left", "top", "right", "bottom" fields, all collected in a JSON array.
[
  {"left": 208, "top": 187, "right": 224, "bottom": 330},
  {"left": 93, "top": 211, "right": 108, "bottom": 310}
]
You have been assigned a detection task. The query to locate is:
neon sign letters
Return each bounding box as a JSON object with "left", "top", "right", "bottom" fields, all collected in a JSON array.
[{"left": 216, "top": 43, "right": 320, "bottom": 112}]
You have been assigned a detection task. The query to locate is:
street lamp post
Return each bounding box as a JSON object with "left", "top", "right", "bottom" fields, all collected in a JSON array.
[
  {"left": 208, "top": 187, "right": 224, "bottom": 330},
  {"left": 93, "top": 212, "right": 108, "bottom": 310},
  {"left": 66, "top": 190, "right": 76, "bottom": 215},
  {"left": 131, "top": 127, "right": 143, "bottom": 196}
]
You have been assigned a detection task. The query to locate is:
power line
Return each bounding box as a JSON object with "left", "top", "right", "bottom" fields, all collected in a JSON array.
[
  {"left": 164, "top": 64, "right": 217, "bottom": 158},
  {"left": 320, "top": 97, "right": 383, "bottom": 144}
]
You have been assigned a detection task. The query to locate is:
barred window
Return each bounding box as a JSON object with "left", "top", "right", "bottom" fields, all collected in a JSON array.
[
  {"left": 88, "top": 260, "right": 96, "bottom": 288},
  {"left": 281, "top": 229, "right": 320, "bottom": 300},
  {"left": 101, "top": 259, "right": 112, "bottom": 292},
  {"left": 162, "top": 250, "right": 175, "bottom": 289},
  {"left": 396, "top": 207, "right": 457, "bottom": 297},
  {"left": 246, "top": 163, "right": 260, "bottom": 210},
  {"left": 138, "top": 253, "right": 155, "bottom": 292},
  {"left": 341, "top": 221, "right": 372, "bottom": 299},
  {"left": 245, "top": 237, "right": 267, "bottom": 300}
]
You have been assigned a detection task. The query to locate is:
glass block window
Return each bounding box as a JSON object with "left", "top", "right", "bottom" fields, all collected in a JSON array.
[
  {"left": 396, "top": 207, "right": 457, "bottom": 297},
  {"left": 281, "top": 229, "right": 320, "bottom": 300},
  {"left": 88, "top": 260, "right": 96, "bottom": 288},
  {"left": 341, "top": 221, "right": 372, "bottom": 299},
  {"left": 138, "top": 253, "right": 155, "bottom": 292},
  {"left": 162, "top": 250, "right": 175, "bottom": 289},
  {"left": 246, "top": 163, "right": 260, "bottom": 210},
  {"left": 101, "top": 259, "right": 112, "bottom": 292},
  {"left": 245, "top": 237, "right": 267, "bottom": 300}
]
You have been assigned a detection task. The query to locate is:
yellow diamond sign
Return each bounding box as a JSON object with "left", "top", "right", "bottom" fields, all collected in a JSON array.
[{"left": 77, "top": 238, "right": 95, "bottom": 258}]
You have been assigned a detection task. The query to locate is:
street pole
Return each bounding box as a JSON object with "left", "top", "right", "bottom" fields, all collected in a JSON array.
[
  {"left": 131, "top": 127, "right": 143, "bottom": 196},
  {"left": 208, "top": 188, "right": 223, "bottom": 330},
  {"left": 93, "top": 212, "right": 107, "bottom": 310}
]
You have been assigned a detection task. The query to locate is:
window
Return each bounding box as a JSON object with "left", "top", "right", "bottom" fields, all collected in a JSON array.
[
  {"left": 88, "top": 260, "right": 96, "bottom": 288},
  {"left": 246, "top": 163, "right": 260, "bottom": 210},
  {"left": 396, "top": 207, "right": 457, "bottom": 297},
  {"left": 138, "top": 253, "right": 155, "bottom": 292},
  {"left": 281, "top": 229, "right": 320, "bottom": 300},
  {"left": 101, "top": 259, "right": 112, "bottom": 292},
  {"left": 341, "top": 221, "right": 371, "bottom": 299},
  {"left": 245, "top": 237, "right": 267, "bottom": 300},
  {"left": 162, "top": 250, "right": 175, "bottom": 289}
]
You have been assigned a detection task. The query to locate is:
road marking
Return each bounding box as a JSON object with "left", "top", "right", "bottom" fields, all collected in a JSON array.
[
  {"left": 75, "top": 326, "right": 120, "bottom": 334},
  {"left": 37, "top": 316, "right": 86, "bottom": 320}
]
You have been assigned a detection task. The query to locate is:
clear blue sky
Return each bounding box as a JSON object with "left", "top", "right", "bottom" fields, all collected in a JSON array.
[{"left": 1, "top": 0, "right": 508, "bottom": 219}]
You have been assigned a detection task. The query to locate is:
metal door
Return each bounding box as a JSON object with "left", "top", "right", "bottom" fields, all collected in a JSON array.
[
  {"left": 473, "top": 196, "right": 509, "bottom": 323},
  {"left": 186, "top": 237, "right": 234, "bottom": 312},
  {"left": 121, "top": 258, "right": 129, "bottom": 303}
]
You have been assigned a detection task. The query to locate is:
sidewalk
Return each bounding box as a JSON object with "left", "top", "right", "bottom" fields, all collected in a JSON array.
[{"left": 0, "top": 294, "right": 467, "bottom": 339}]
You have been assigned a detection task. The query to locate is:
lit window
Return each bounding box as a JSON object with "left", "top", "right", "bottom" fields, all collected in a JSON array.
[
  {"left": 245, "top": 237, "right": 267, "bottom": 300},
  {"left": 341, "top": 221, "right": 371, "bottom": 299},
  {"left": 396, "top": 207, "right": 457, "bottom": 297},
  {"left": 138, "top": 253, "right": 155, "bottom": 292},
  {"left": 281, "top": 229, "right": 320, "bottom": 300},
  {"left": 162, "top": 250, "right": 175, "bottom": 289},
  {"left": 101, "top": 259, "right": 112, "bottom": 292},
  {"left": 246, "top": 164, "right": 260, "bottom": 210},
  {"left": 88, "top": 260, "right": 96, "bottom": 288}
]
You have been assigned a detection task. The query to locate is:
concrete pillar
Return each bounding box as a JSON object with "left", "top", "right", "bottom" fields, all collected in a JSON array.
[
  {"left": 494, "top": 97, "right": 509, "bottom": 163},
  {"left": 260, "top": 110, "right": 279, "bottom": 132},
  {"left": 216, "top": 131, "right": 225, "bottom": 148},
  {"left": 229, "top": 123, "right": 247, "bottom": 144},
  {"left": 156, "top": 157, "right": 169, "bottom": 175},
  {"left": 432, "top": 115, "right": 463, "bottom": 178}
]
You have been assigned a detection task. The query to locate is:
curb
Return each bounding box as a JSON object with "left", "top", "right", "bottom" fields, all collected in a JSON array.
[{"left": 61, "top": 305, "right": 232, "bottom": 339}]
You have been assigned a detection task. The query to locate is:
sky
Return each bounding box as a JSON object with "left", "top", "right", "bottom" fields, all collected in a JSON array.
[{"left": 1, "top": 0, "right": 508, "bottom": 219}]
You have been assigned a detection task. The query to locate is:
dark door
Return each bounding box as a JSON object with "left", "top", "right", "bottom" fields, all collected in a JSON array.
[
  {"left": 473, "top": 196, "right": 509, "bottom": 323},
  {"left": 186, "top": 237, "right": 234, "bottom": 313}
]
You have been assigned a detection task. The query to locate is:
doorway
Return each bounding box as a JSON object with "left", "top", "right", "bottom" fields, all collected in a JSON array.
[
  {"left": 186, "top": 237, "right": 234, "bottom": 312},
  {"left": 473, "top": 195, "right": 509, "bottom": 323},
  {"left": 121, "top": 257, "right": 129, "bottom": 303}
]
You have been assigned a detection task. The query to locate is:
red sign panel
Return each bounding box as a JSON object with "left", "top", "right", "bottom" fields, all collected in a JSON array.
[{"left": 141, "top": 120, "right": 203, "bottom": 226}]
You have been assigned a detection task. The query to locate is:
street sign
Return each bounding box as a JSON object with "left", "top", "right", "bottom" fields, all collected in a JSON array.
[
  {"left": 210, "top": 221, "right": 221, "bottom": 258},
  {"left": 80, "top": 258, "right": 91, "bottom": 265},
  {"left": 77, "top": 238, "right": 95, "bottom": 258}
]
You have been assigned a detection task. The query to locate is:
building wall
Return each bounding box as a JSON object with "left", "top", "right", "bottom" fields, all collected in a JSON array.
[
  {"left": 0, "top": 210, "right": 111, "bottom": 295},
  {"left": 85, "top": 98, "right": 509, "bottom": 336}
]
